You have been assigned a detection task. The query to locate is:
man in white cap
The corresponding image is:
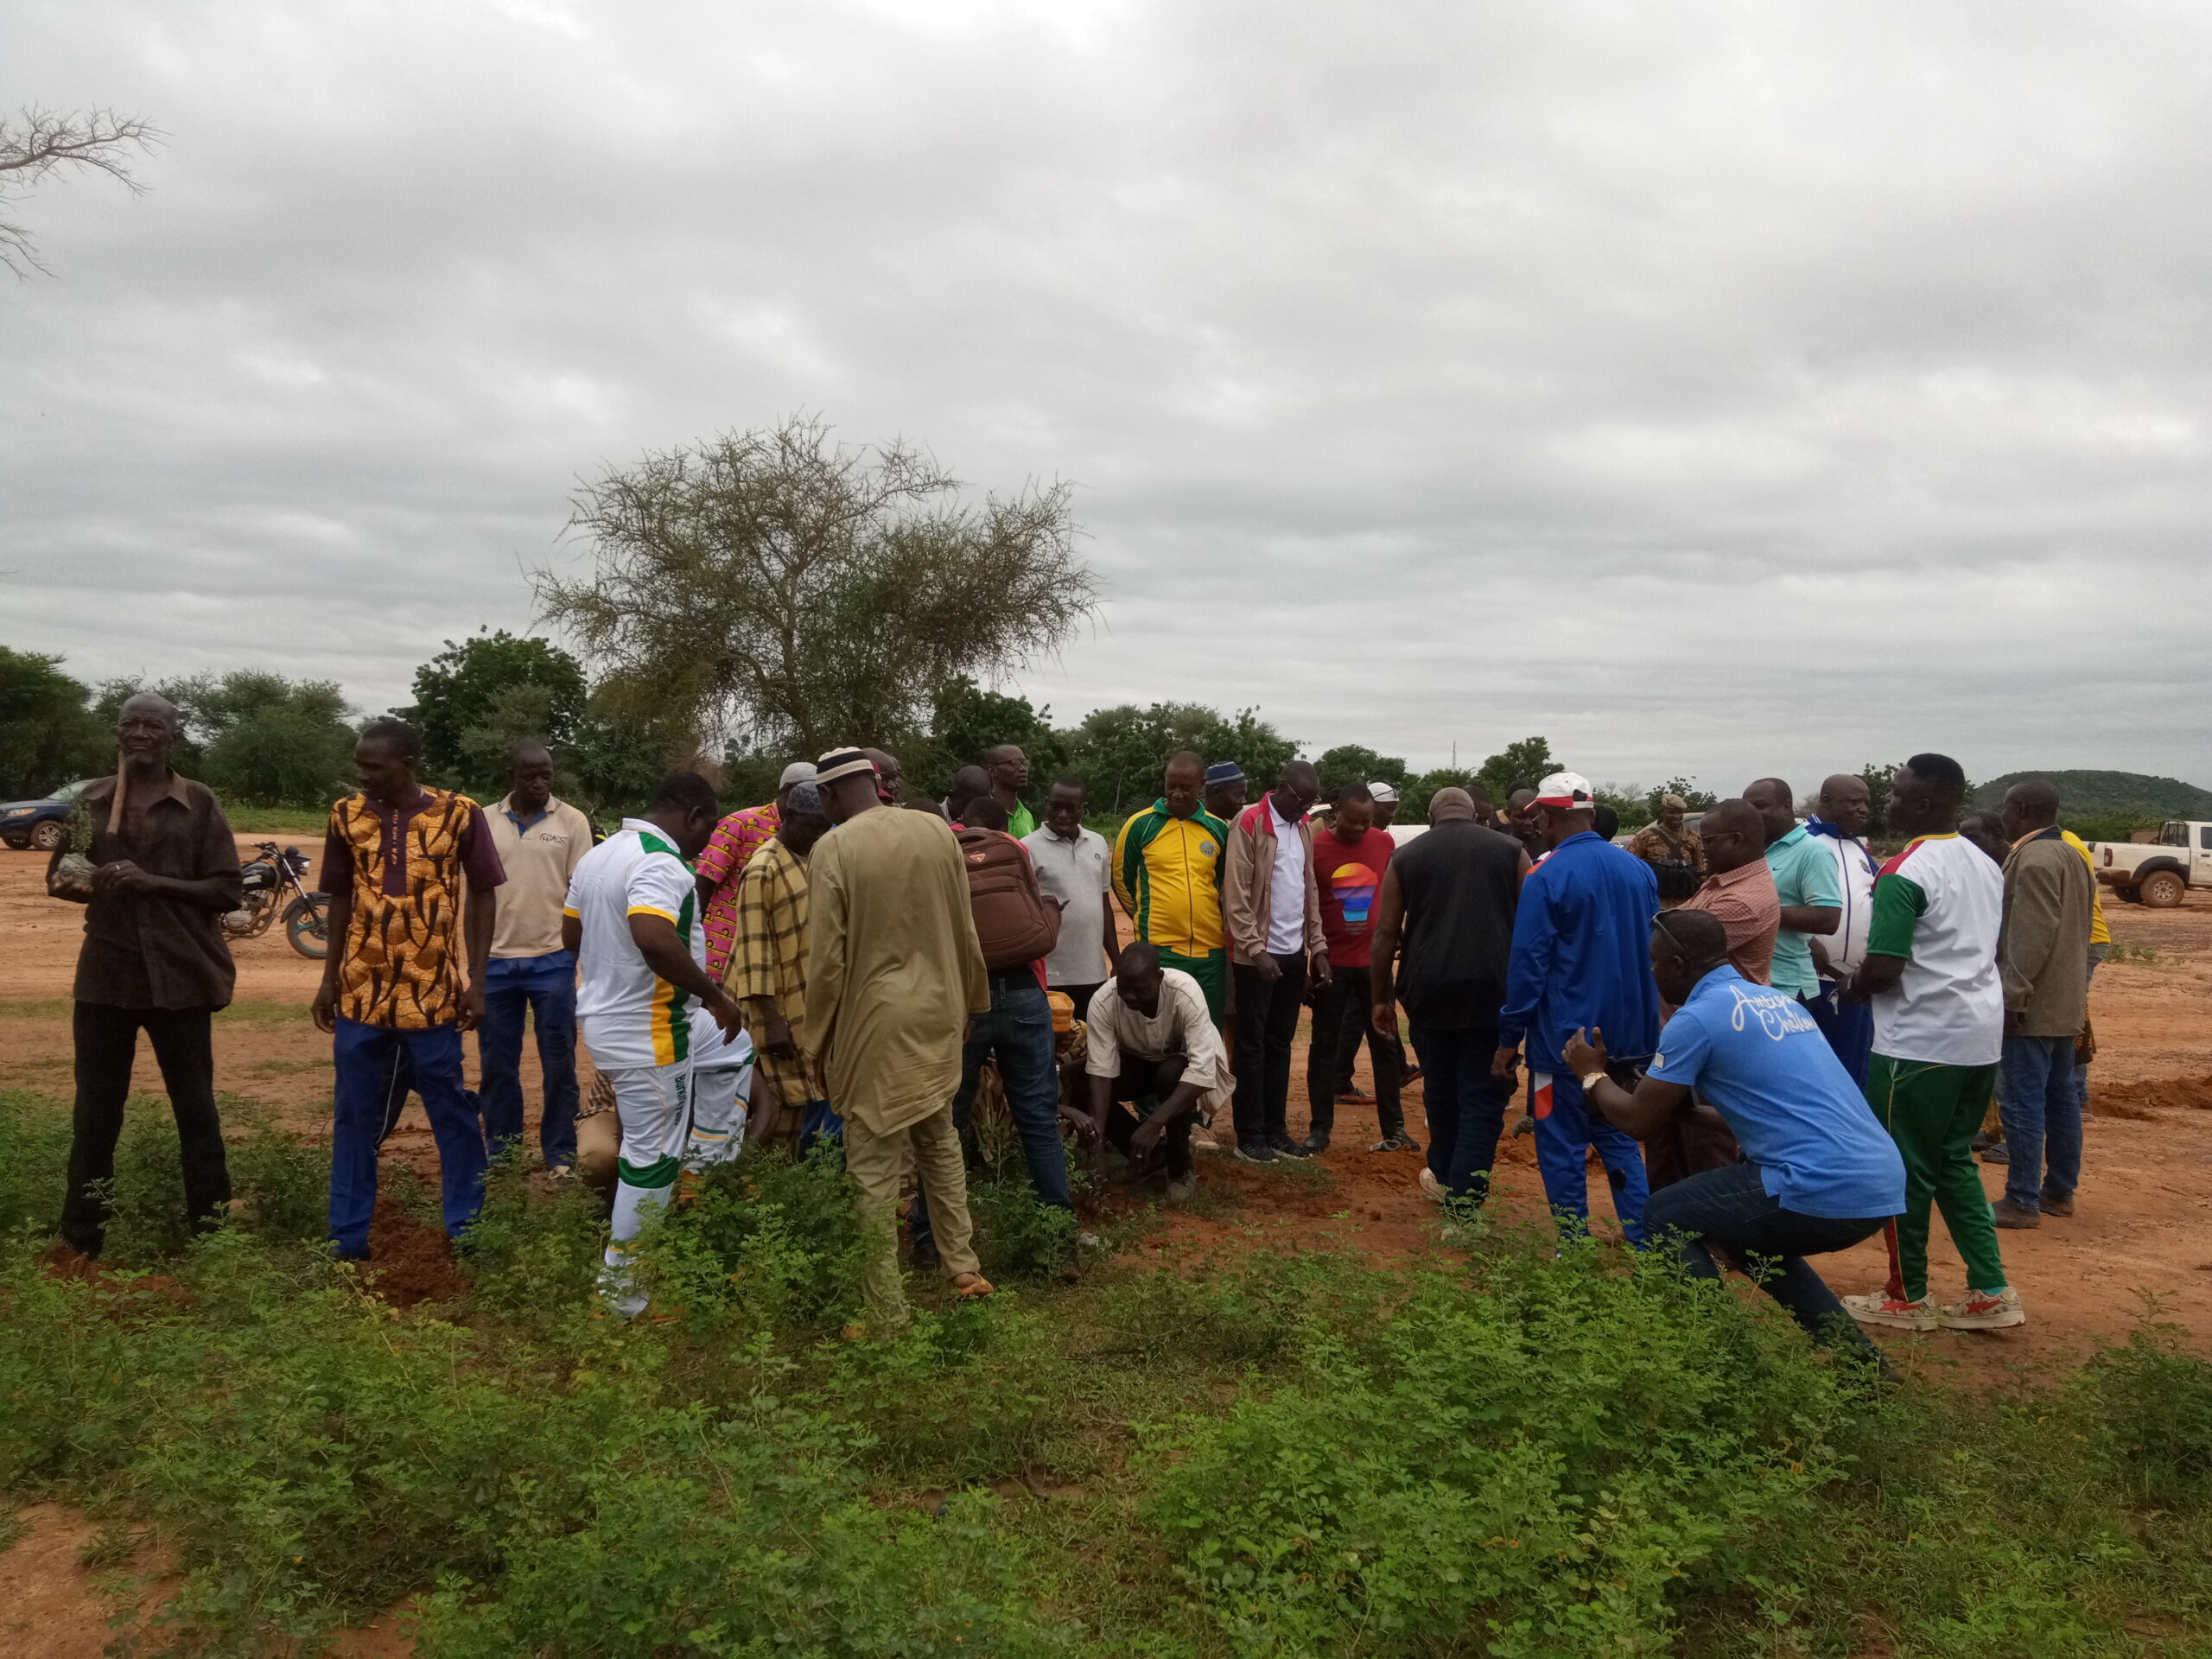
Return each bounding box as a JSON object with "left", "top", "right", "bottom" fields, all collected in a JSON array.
[
  {"left": 804, "top": 746, "right": 995, "bottom": 1328},
  {"left": 696, "top": 760, "right": 818, "bottom": 983},
  {"left": 1494, "top": 770, "right": 1661, "bottom": 1243},
  {"left": 1366, "top": 780, "right": 1400, "bottom": 830}
]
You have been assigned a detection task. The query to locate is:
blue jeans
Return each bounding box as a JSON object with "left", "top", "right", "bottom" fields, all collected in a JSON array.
[
  {"left": 330, "top": 1018, "right": 487, "bottom": 1258},
  {"left": 477, "top": 950, "right": 581, "bottom": 1166},
  {"left": 1531, "top": 1065, "right": 1649, "bottom": 1245},
  {"left": 910, "top": 972, "right": 1071, "bottom": 1253},
  {"left": 1809, "top": 981, "right": 1874, "bottom": 1088},
  {"left": 796, "top": 1099, "right": 844, "bottom": 1154},
  {"left": 1999, "top": 1033, "right": 2082, "bottom": 1212},
  {"left": 1642, "top": 1162, "right": 1888, "bottom": 1355},
  {"left": 1407, "top": 1022, "right": 1509, "bottom": 1201}
]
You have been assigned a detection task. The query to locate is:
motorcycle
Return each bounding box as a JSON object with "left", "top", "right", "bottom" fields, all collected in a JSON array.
[{"left": 224, "top": 842, "right": 330, "bottom": 959}]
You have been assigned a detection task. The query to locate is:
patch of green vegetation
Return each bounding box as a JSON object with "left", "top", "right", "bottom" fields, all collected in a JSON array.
[
  {"left": 0, "top": 998, "right": 74, "bottom": 1020},
  {"left": 2106, "top": 942, "right": 2164, "bottom": 966},
  {"left": 0, "top": 1090, "right": 2208, "bottom": 1656},
  {"left": 218, "top": 807, "right": 330, "bottom": 835},
  {"left": 212, "top": 998, "right": 314, "bottom": 1027}
]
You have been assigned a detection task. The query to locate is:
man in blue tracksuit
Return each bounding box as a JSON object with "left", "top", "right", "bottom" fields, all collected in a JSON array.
[{"left": 1492, "top": 771, "right": 1660, "bottom": 1243}]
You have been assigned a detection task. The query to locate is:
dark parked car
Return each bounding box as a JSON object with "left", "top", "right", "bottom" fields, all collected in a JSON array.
[{"left": 0, "top": 779, "right": 99, "bottom": 852}]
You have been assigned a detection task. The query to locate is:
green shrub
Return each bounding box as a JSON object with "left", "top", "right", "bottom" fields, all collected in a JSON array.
[
  {"left": 458, "top": 1150, "right": 607, "bottom": 1316},
  {"left": 968, "top": 1169, "right": 1079, "bottom": 1282}
]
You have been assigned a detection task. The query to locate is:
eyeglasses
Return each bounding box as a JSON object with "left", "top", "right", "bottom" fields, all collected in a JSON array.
[{"left": 1650, "top": 909, "right": 1691, "bottom": 956}]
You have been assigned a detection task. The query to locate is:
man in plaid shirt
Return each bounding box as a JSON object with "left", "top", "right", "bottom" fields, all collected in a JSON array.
[{"left": 724, "top": 781, "right": 841, "bottom": 1149}]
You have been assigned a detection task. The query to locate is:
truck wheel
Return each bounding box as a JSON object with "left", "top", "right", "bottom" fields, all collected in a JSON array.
[{"left": 2140, "top": 870, "right": 2187, "bottom": 909}]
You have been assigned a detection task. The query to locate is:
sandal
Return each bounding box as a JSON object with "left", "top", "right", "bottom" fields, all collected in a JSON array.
[{"left": 950, "top": 1272, "right": 995, "bottom": 1300}]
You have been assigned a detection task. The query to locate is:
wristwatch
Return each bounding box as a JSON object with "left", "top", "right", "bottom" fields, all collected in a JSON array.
[{"left": 1579, "top": 1070, "right": 1609, "bottom": 1093}]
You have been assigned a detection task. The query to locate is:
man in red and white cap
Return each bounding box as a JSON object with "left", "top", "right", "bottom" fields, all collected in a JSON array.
[{"left": 1494, "top": 771, "right": 1662, "bottom": 1242}]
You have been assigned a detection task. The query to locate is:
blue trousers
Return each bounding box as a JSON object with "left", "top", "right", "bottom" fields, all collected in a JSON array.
[
  {"left": 477, "top": 950, "right": 581, "bottom": 1166},
  {"left": 797, "top": 1099, "right": 843, "bottom": 1154},
  {"left": 911, "top": 972, "right": 1071, "bottom": 1254},
  {"left": 1642, "top": 1162, "right": 1888, "bottom": 1355},
  {"left": 1407, "top": 1022, "right": 1509, "bottom": 1201},
  {"left": 1809, "top": 980, "right": 1874, "bottom": 1088},
  {"left": 1999, "top": 1033, "right": 2081, "bottom": 1213},
  {"left": 1530, "top": 1065, "right": 1649, "bottom": 1245},
  {"left": 330, "top": 1018, "right": 487, "bottom": 1258}
]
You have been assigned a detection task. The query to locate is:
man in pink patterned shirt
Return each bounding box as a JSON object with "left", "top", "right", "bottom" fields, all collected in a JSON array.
[{"left": 696, "top": 762, "right": 817, "bottom": 977}]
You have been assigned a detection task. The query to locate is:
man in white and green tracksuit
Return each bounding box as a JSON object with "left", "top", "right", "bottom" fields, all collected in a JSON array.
[{"left": 563, "top": 773, "right": 750, "bottom": 1316}]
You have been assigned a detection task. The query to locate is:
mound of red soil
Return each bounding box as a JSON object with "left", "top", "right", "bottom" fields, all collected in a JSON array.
[
  {"left": 359, "top": 1196, "right": 468, "bottom": 1307},
  {"left": 2095, "top": 1074, "right": 2212, "bottom": 1119}
]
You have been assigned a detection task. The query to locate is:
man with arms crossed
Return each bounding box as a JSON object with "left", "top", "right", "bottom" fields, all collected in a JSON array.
[
  {"left": 1841, "top": 753, "right": 2024, "bottom": 1331},
  {"left": 1743, "top": 777, "right": 1841, "bottom": 1010}
]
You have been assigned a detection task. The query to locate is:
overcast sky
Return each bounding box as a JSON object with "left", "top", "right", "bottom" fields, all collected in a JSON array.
[{"left": 5, "top": 1, "right": 2209, "bottom": 796}]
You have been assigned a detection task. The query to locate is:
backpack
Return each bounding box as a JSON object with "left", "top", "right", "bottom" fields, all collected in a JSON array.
[{"left": 955, "top": 827, "right": 1061, "bottom": 970}]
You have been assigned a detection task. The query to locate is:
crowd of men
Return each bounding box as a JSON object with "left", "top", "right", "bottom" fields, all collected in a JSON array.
[{"left": 42, "top": 693, "right": 2108, "bottom": 1349}]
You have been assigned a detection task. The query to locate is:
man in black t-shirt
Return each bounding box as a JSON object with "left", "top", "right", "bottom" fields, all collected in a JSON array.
[{"left": 1370, "top": 788, "right": 1529, "bottom": 1204}]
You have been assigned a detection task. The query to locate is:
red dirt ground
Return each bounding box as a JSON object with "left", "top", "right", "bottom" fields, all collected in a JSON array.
[{"left": 8, "top": 839, "right": 2212, "bottom": 1644}]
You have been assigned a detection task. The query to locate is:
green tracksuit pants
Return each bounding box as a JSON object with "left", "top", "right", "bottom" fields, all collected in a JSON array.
[{"left": 1865, "top": 1055, "right": 2009, "bottom": 1302}]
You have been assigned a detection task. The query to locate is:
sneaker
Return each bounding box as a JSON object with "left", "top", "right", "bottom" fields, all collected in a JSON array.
[
  {"left": 1383, "top": 1131, "right": 1421, "bottom": 1153},
  {"left": 1989, "top": 1198, "right": 2041, "bottom": 1230},
  {"left": 1165, "top": 1173, "right": 1197, "bottom": 1201},
  {"left": 1840, "top": 1290, "right": 1938, "bottom": 1330},
  {"left": 1418, "top": 1166, "right": 1446, "bottom": 1203},
  {"left": 2039, "top": 1190, "right": 2075, "bottom": 1217},
  {"left": 1939, "top": 1287, "right": 2025, "bottom": 1330},
  {"left": 1299, "top": 1136, "right": 1329, "bottom": 1155},
  {"left": 1268, "top": 1134, "right": 1313, "bottom": 1160},
  {"left": 1234, "top": 1140, "right": 1279, "bottom": 1164}
]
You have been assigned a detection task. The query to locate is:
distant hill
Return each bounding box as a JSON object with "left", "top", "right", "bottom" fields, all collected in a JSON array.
[{"left": 1970, "top": 770, "right": 2212, "bottom": 822}]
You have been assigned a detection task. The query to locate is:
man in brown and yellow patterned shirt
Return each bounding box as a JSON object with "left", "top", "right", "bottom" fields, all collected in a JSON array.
[
  {"left": 724, "top": 781, "right": 840, "bottom": 1151},
  {"left": 313, "top": 718, "right": 505, "bottom": 1259}
]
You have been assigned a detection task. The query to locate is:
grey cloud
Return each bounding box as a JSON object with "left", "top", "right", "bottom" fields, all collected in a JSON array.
[{"left": 3, "top": 0, "right": 2208, "bottom": 798}]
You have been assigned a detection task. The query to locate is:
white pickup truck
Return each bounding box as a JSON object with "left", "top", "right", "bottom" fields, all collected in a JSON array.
[{"left": 2090, "top": 820, "right": 2212, "bottom": 908}]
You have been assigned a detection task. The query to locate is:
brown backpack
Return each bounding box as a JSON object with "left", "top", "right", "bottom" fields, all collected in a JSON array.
[{"left": 955, "top": 827, "right": 1061, "bottom": 971}]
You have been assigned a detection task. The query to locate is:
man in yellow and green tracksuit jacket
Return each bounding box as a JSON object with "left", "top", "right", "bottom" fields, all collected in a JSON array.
[{"left": 1114, "top": 753, "right": 1230, "bottom": 1026}]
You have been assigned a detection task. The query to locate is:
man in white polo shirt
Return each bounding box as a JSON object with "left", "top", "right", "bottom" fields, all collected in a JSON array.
[
  {"left": 1021, "top": 774, "right": 1116, "bottom": 1020},
  {"left": 480, "top": 741, "right": 594, "bottom": 1168},
  {"left": 1840, "top": 753, "right": 2023, "bottom": 1333},
  {"left": 562, "top": 771, "right": 747, "bottom": 1316}
]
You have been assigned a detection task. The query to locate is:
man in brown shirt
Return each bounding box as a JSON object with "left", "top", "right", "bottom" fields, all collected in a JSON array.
[
  {"left": 1680, "top": 799, "right": 1779, "bottom": 986},
  {"left": 46, "top": 693, "right": 242, "bottom": 1259},
  {"left": 1647, "top": 798, "right": 1781, "bottom": 1192}
]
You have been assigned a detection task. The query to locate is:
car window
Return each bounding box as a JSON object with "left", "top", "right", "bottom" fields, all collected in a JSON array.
[
  {"left": 57, "top": 779, "right": 98, "bottom": 803},
  {"left": 2162, "top": 822, "right": 2188, "bottom": 847},
  {"left": 2201, "top": 826, "right": 2212, "bottom": 852}
]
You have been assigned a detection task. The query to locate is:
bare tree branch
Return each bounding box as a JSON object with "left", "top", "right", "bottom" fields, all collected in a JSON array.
[{"left": 0, "top": 105, "right": 162, "bottom": 276}]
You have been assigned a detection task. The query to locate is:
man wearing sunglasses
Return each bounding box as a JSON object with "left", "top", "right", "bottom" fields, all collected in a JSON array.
[{"left": 1564, "top": 906, "right": 1902, "bottom": 1366}]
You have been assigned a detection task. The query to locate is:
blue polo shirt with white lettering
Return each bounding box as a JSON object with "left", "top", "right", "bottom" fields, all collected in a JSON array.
[{"left": 1649, "top": 966, "right": 1904, "bottom": 1219}]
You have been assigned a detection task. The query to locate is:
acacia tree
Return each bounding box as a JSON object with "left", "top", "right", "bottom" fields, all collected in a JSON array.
[
  {"left": 1, "top": 106, "right": 160, "bottom": 276},
  {"left": 537, "top": 416, "right": 1096, "bottom": 759}
]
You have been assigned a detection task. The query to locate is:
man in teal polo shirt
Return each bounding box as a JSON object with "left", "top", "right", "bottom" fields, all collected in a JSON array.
[{"left": 1745, "top": 778, "right": 1840, "bottom": 1006}]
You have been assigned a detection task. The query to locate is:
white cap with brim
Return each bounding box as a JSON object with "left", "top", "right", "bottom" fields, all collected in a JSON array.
[
  {"left": 779, "top": 761, "right": 818, "bottom": 788},
  {"left": 1366, "top": 780, "right": 1399, "bottom": 804},
  {"left": 1532, "top": 771, "right": 1597, "bottom": 810}
]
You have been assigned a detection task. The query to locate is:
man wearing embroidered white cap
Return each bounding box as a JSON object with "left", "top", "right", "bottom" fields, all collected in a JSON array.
[{"left": 1494, "top": 770, "right": 1661, "bottom": 1243}]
